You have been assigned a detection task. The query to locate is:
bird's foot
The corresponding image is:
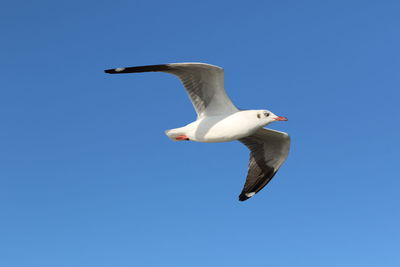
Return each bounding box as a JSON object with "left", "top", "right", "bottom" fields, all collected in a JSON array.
[{"left": 175, "top": 135, "right": 190, "bottom": 141}]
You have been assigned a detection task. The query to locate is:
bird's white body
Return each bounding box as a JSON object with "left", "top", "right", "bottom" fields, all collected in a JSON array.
[{"left": 166, "top": 110, "right": 269, "bottom": 143}]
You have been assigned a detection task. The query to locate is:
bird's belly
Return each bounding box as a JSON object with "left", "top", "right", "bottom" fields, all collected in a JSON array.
[
  {"left": 198, "top": 131, "right": 248, "bottom": 143},
  {"left": 189, "top": 116, "right": 259, "bottom": 143}
]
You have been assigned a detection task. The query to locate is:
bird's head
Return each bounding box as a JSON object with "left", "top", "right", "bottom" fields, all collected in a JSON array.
[{"left": 254, "top": 109, "right": 288, "bottom": 126}]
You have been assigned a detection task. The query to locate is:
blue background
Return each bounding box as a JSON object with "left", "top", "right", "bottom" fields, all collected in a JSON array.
[{"left": 1, "top": 1, "right": 399, "bottom": 266}]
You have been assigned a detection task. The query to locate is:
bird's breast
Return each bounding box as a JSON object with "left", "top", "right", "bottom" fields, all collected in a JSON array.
[{"left": 188, "top": 114, "right": 260, "bottom": 143}]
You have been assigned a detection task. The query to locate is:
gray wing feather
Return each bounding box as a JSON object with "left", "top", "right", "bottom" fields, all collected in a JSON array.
[
  {"left": 238, "top": 128, "right": 290, "bottom": 201},
  {"left": 104, "top": 63, "right": 238, "bottom": 117}
]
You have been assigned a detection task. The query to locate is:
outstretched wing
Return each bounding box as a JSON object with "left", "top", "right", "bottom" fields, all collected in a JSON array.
[
  {"left": 238, "top": 128, "right": 290, "bottom": 201},
  {"left": 104, "top": 62, "right": 238, "bottom": 118}
]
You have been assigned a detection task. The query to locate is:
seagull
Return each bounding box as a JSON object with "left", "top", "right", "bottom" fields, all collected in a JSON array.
[{"left": 104, "top": 63, "right": 290, "bottom": 201}]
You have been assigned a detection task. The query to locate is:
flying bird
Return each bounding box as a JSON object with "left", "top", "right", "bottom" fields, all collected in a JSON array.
[{"left": 104, "top": 63, "right": 290, "bottom": 201}]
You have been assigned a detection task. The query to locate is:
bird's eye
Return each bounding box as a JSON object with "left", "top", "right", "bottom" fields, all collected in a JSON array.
[
  {"left": 264, "top": 112, "right": 270, "bottom": 117},
  {"left": 257, "top": 114, "right": 261, "bottom": 119}
]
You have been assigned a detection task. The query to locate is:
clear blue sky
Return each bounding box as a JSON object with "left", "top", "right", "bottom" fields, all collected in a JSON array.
[{"left": 1, "top": 1, "right": 399, "bottom": 266}]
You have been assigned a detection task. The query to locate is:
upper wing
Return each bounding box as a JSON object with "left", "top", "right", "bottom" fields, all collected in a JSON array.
[
  {"left": 104, "top": 62, "right": 238, "bottom": 118},
  {"left": 238, "top": 128, "right": 290, "bottom": 201}
]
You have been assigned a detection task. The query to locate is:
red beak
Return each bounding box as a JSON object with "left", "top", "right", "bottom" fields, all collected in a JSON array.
[{"left": 274, "top": 116, "right": 288, "bottom": 121}]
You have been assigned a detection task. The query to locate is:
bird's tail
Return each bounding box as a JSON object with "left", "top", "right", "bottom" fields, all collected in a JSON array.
[{"left": 164, "top": 128, "right": 189, "bottom": 141}]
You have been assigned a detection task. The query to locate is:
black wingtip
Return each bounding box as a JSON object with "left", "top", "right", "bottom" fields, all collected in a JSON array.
[
  {"left": 104, "top": 68, "right": 126, "bottom": 74},
  {"left": 238, "top": 190, "right": 258, "bottom": 201},
  {"left": 104, "top": 64, "right": 172, "bottom": 75},
  {"left": 238, "top": 193, "right": 250, "bottom": 202}
]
